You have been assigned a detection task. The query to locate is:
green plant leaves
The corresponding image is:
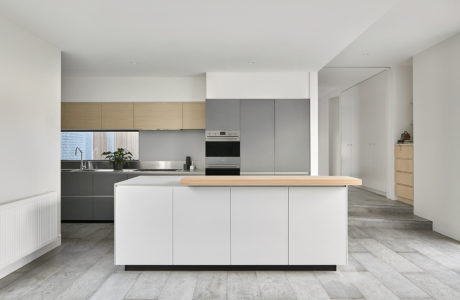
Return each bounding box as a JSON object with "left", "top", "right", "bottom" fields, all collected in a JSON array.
[{"left": 102, "top": 148, "right": 133, "bottom": 163}]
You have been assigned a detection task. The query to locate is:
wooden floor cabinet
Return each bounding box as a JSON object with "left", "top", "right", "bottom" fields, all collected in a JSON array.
[{"left": 395, "top": 144, "right": 414, "bottom": 205}]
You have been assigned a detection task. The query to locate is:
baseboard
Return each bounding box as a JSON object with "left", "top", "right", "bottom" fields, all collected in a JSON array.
[
  {"left": 0, "top": 237, "right": 61, "bottom": 279},
  {"left": 125, "top": 265, "right": 337, "bottom": 271},
  {"left": 354, "top": 185, "right": 387, "bottom": 197}
]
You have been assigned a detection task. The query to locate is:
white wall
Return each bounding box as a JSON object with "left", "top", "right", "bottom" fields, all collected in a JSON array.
[
  {"left": 328, "top": 97, "right": 340, "bottom": 175},
  {"left": 340, "top": 71, "right": 388, "bottom": 193},
  {"left": 385, "top": 64, "right": 413, "bottom": 199},
  {"left": 318, "top": 97, "right": 329, "bottom": 175},
  {"left": 413, "top": 33, "right": 460, "bottom": 241},
  {"left": 206, "top": 72, "right": 310, "bottom": 99},
  {"left": 0, "top": 16, "right": 61, "bottom": 278},
  {"left": 335, "top": 66, "right": 412, "bottom": 198},
  {"left": 0, "top": 16, "right": 61, "bottom": 204},
  {"left": 62, "top": 75, "right": 205, "bottom": 102}
]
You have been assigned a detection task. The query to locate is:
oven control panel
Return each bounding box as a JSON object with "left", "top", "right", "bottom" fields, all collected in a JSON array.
[
  {"left": 206, "top": 130, "right": 240, "bottom": 137},
  {"left": 206, "top": 130, "right": 240, "bottom": 141}
]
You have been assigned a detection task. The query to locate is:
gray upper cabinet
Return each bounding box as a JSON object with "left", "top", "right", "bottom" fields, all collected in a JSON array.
[
  {"left": 240, "top": 100, "right": 275, "bottom": 173},
  {"left": 206, "top": 99, "right": 240, "bottom": 130},
  {"left": 275, "top": 99, "right": 310, "bottom": 173}
]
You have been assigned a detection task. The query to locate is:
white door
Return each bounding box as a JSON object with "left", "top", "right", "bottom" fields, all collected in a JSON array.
[
  {"left": 231, "top": 187, "right": 288, "bottom": 265},
  {"left": 289, "top": 187, "right": 348, "bottom": 265},
  {"left": 173, "top": 187, "right": 231, "bottom": 265},
  {"left": 340, "top": 93, "right": 354, "bottom": 176},
  {"left": 115, "top": 186, "right": 172, "bottom": 265}
]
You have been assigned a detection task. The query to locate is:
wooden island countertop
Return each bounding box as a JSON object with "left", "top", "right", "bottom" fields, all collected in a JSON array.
[{"left": 180, "top": 176, "right": 362, "bottom": 186}]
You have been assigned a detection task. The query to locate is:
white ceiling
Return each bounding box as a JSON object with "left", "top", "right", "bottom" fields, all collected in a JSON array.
[
  {"left": 327, "top": 0, "right": 460, "bottom": 67},
  {"left": 319, "top": 67, "right": 387, "bottom": 100},
  {"left": 0, "top": 0, "right": 399, "bottom": 76},
  {"left": 319, "top": 0, "right": 460, "bottom": 100}
]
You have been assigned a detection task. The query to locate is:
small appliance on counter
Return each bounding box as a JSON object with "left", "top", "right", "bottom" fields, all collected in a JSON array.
[
  {"left": 205, "top": 130, "right": 240, "bottom": 175},
  {"left": 184, "top": 156, "right": 192, "bottom": 170}
]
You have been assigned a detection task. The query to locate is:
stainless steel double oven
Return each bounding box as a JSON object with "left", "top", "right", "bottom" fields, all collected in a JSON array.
[{"left": 205, "top": 130, "right": 240, "bottom": 175}]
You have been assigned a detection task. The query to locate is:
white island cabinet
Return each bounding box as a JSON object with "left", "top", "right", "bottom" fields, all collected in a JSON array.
[
  {"left": 231, "top": 187, "right": 288, "bottom": 265},
  {"left": 173, "top": 187, "right": 230, "bottom": 265},
  {"left": 115, "top": 185, "right": 172, "bottom": 265},
  {"left": 289, "top": 187, "right": 348, "bottom": 265},
  {"left": 115, "top": 176, "right": 361, "bottom": 269}
]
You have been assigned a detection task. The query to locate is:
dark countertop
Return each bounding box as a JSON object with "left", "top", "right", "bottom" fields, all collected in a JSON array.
[{"left": 61, "top": 169, "right": 205, "bottom": 175}]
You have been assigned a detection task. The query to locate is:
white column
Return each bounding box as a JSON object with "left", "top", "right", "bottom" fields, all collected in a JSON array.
[{"left": 309, "top": 72, "right": 319, "bottom": 176}]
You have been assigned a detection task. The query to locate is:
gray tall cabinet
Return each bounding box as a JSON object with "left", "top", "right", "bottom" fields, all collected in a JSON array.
[
  {"left": 240, "top": 100, "right": 275, "bottom": 173},
  {"left": 274, "top": 99, "right": 310, "bottom": 172},
  {"left": 206, "top": 99, "right": 240, "bottom": 130},
  {"left": 238, "top": 99, "right": 310, "bottom": 174}
]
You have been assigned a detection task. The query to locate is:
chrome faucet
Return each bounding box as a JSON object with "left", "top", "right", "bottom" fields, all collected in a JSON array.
[{"left": 75, "top": 146, "right": 85, "bottom": 170}]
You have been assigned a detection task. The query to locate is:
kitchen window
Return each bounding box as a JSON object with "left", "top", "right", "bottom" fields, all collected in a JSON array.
[{"left": 61, "top": 131, "right": 139, "bottom": 160}]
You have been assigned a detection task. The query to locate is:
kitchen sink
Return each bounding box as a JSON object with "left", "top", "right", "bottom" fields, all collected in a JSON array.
[{"left": 137, "top": 169, "right": 180, "bottom": 171}]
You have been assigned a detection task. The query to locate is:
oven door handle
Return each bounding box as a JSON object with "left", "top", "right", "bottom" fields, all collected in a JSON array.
[
  {"left": 205, "top": 137, "right": 240, "bottom": 141},
  {"left": 206, "top": 164, "right": 240, "bottom": 168}
]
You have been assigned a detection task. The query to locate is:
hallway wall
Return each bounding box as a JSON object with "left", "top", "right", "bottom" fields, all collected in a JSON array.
[
  {"left": 413, "top": 32, "right": 460, "bottom": 241},
  {"left": 339, "top": 71, "right": 388, "bottom": 193}
]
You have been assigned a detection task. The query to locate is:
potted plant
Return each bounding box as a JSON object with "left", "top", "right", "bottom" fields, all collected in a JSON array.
[{"left": 102, "top": 148, "right": 133, "bottom": 170}]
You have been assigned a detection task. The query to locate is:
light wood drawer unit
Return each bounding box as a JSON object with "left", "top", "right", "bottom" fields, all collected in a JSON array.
[
  {"left": 395, "top": 144, "right": 413, "bottom": 159},
  {"left": 395, "top": 171, "right": 413, "bottom": 186},
  {"left": 395, "top": 158, "right": 413, "bottom": 173},
  {"left": 396, "top": 184, "right": 413, "bottom": 201},
  {"left": 101, "top": 103, "right": 134, "bottom": 129},
  {"left": 134, "top": 102, "right": 183, "bottom": 130},
  {"left": 62, "top": 103, "right": 101, "bottom": 130},
  {"left": 394, "top": 144, "right": 413, "bottom": 205},
  {"left": 182, "top": 102, "right": 205, "bottom": 129}
]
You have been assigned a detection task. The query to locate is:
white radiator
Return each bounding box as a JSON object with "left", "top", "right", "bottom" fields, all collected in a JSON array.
[{"left": 0, "top": 192, "right": 60, "bottom": 278}]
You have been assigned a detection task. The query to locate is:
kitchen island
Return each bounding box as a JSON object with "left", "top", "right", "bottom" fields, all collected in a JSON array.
[{"left": 115, "top": 175, "right": 361, "bottom": 270}]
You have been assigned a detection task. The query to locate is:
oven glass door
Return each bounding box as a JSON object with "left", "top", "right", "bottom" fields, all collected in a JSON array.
[{"left": 205, "top": 141, "right": 240, "bottom": 157}]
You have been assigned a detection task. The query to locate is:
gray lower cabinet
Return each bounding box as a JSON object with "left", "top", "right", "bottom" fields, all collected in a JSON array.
[
  {"left": 275, "top": 99, "right": 310, "bottom": 172},
  {"left": 240, "top": 100, "right": 275, "bottom": 173},
  {"left": 62, "top": 173, "right": 92, "bottom": 196},
  {"left": 93, "top": 196, "right": 115, "bottom": 220},
  {"left": 61, "top": 196, "right": 93, "bottom": 221},
  {"left": 93, "top": 173, "right": 128, "bottom": 195},
  {"left": 206, "top": 99, "right": 240, "bottom": 130},
  {"left": 61, "top": 172, "right": 128, "bottom": 221}
]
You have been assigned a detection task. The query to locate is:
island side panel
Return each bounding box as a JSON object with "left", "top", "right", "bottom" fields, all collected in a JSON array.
[
  {"left": 115, "top": 186, "right": 173, "bottom": 265},
  {"left": 231, "top": 187, "right": 289, "bottom": 265},
  {"left": 289, "top": 186, "right": 348, "bottom": 265},
  {"left": 173, "top": 187, "right": 231, "bottom": 265}
]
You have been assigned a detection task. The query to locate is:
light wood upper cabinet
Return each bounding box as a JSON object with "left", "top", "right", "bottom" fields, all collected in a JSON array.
[
  {"left": 134, "top": 102, "right": 183, "bottom": 130},
  {"left": 62, "top": 102, "right": 205, "bottom": 130},
  {"left": 101, "top": 103, "right": 134, "bottom": 129},
  {"left": 182, "top": 102, "right": 205, "bottom": 129},
  {"left": 62, "top": 103, "right": 101, "bottom": 130}
]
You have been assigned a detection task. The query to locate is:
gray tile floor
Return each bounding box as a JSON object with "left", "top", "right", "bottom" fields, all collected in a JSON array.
[{"left": 1, "top": 189, "right": 460, "bottom": 299}]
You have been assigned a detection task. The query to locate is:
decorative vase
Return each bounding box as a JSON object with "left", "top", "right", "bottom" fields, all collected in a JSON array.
[{"left": 113, "top": 161, "right": 124, "bottom": 170}]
